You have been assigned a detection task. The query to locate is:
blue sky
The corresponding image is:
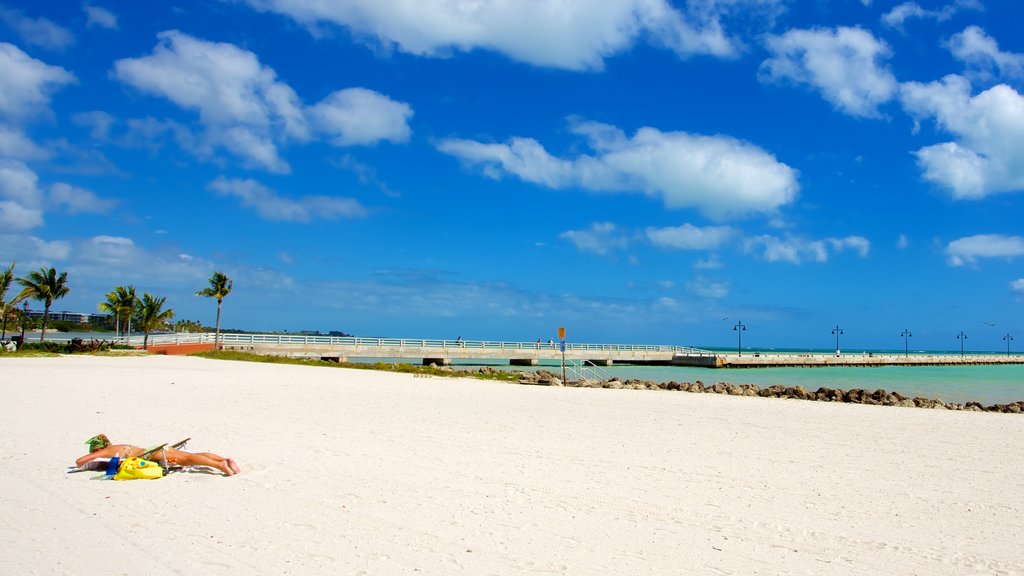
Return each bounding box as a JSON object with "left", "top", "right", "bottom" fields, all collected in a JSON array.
[{"left": 2, "top": 0, "right": 1024, "bottom": 351}]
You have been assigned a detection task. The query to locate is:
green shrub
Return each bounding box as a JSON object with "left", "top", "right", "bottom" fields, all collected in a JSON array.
[{"left": 22, "top": 341, "right": 70, "bottom": 353}]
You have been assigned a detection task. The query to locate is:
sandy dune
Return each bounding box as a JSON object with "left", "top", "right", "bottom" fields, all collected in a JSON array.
[{"left": 1, "top": 355, "right": 1022, "bottom": 575}]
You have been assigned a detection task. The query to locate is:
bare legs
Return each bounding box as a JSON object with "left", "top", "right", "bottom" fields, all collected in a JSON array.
[{"left": 158, "top": 448, "right": 241, "bottom": 476}]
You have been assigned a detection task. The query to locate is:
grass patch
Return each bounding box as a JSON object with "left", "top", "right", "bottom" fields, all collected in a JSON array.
[{"left": 192, "top": 350, "right": 522, "bottom": 382}]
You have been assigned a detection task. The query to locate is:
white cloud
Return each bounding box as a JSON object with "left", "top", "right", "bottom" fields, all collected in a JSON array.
[
  {"left": 828, "top": 235, "right": 871, "bottom": 257},
  {"left": 687, "top": 277, "right": 729, "bottom": 299},
  {"left": 897, "top": 234, "right": 909, "bottom": 249},
  {"left": 114, "top": 30, "right": 308, "bottom": 134},
  {"left": 947, "top": 26, "right": 1024, "bottom": 82},
  {"left": 307, "top": 88, "right": 413, "bottom": 146},
  {"left": 49, "top": 183, "right": 118, "bottom": 214},
  {"left": 236, "top": 0, "right": 764, "bottom": 71},
  {"left": 0, "top": 124, "right": 50, "bottom": 160},
  {"left": 0, "top": 160, "right": 43, "bottom": 229},
  {"left": 900, "top": 75, "right": 1024, "bottom": 198},
  {"left": 0, "top": 7, "right": 74, "bottom": 51},
  {"left": 560, "top": 222, "right": 630, "bottom": 255},
  {"left": 945, "top": 234, "right": 1024, "bottom": 266},
  {"left": 694, "top": 254, "right": 723, "bottom": 269},
  {"left": 208, "top": 176, "right": 368, "bottom": 222},
  {"left": 0, "top": 42, "right": 75, "bottom": 123},
  {"left": 743, "top": 234, "right": 870, "bottom": 264},
  {"left": 438, "top": 119, "right": 798, "bottom": 220},
  {"left": 113, "top": 31, "right": 412, "bottom": 172},
  {"left": 1011, "top": 278, "right": 1024, "bottom": 292},
  {"left": 0, "top": 234, "right": 70, "bottom": 264},
  {"left": 66, "top": 235, "right": 217, "bottom": 285},
  {"left": 882, "top": 1, "right": 982, "bottom": 30},
  {"left": 646, "top": 223, "right": 735, "bottom": 250},
  {"left": 760, "top": 27, "right": 897, "bottom": 118},
  {"left": 83, "top": 5, "right": 118, "bottom": 30},
  {"left": 0, "top": 159, "right": 42, "bottom": 208}
]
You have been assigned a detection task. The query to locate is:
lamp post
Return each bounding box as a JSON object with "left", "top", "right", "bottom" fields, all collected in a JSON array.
[
  {"left": 956, "top": 331, "right": 967, "bottom": 359},
  {"left": 832, "top": 324, "right": 843, "bottom": 355},
  {"left": 901, "top": 329, "right": 912, "bottom": 357},
  {"left": 1004, "top": 333, "right": 1014, "bottom": 356},
  {"left": 733, "top": 321, "right": 746, "bottom": 356}
]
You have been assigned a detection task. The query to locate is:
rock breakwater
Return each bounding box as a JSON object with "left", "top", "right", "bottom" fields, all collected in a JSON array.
[{"left": 509, "top": 369, "right": 1024, "bottom": 414}]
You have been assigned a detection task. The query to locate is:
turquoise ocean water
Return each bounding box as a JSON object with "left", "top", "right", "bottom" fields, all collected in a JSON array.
[{"left": 368, "top": 348, "right": 1024, "bottom": 406}]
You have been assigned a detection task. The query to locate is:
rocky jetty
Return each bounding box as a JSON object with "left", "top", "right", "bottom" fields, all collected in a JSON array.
[{"left": 512, "top": 370, "right": 1024, "bottom": 414}]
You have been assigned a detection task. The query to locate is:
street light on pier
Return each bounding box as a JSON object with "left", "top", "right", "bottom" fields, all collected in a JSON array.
[
  {"left": 733, "top": 321, "right": 746, "bottom": 356},
  {"left": 1004, "top": 333, "right": 1014, "bottom": 356},
  {"left": 901, "top": 329, "right": 912, "bottom": 357},
  {"left": 956, "top": 331, "right": 967, "bottom": 359},
  {"left": 832, "top": 324, "right": 843, "bottom": 355}
]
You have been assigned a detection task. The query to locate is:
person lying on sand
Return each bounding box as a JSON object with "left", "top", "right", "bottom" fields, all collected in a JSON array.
[{"left": 76, "top": 434, "right": 241, "bottom": 476}]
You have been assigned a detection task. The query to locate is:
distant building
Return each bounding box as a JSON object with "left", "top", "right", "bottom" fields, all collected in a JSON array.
[{"left": 23, "top": 309, "right": 110, "bottom": 324}]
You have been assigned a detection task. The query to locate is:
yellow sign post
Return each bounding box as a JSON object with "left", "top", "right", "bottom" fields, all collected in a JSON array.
[{"left": 558, "top": 327, "right": 566, "bottom": 383}]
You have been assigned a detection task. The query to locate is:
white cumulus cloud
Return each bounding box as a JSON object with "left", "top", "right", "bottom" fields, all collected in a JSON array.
[
  {"left": 945, "top": 234, "right": 1024, "bottom": 266},
  {"left": 307, "top": 88, "right": 413, "bottom": 146},
  {"left": 1011, "top": 278, "right": 1024, "bottom": 292},
  {"left": 235, "top": 0, "right": 769, "bottom": 71},
  {"left": 947, "top": 26, "right": 1024, "bottom": 82},
  {"left": 438, "top": 119, "right": 798, "bottom": 220},
  {"left": 0, "top": 42, "right": 75, "bottom": 123},
  {"left": 760, "top": 26, "right": 897, "bottom": 118},
  {"left": 900, "top": 75, "right": 1024, "bottom": 198},
  {"left": 208, "top": 176, "right": 368, "bottom": 222},
  {"left": 113, "top": 31, "right": 413, "bottom": 173}
]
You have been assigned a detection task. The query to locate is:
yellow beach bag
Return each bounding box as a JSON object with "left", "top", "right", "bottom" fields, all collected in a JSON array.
[{"left": 113, "top": 457, "right": 164, "bottom": 480}]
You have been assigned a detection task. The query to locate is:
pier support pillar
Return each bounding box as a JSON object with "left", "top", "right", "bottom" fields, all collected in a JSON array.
[
  {"left": 588, "top": 359, "right": 613, "bottom": 366},
  {"left": 423, "top": 357, "right": 451, "bottom": 366},
  {"left": 510, "top": 358, "right": 538, "bottom": 366}
]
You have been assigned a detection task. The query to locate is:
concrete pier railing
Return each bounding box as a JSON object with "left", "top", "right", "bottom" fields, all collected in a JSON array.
[
  {"left": 671, "top": 352, "right": 1024, "bottom": 368},
  {"left": 72, "top": 332, "right": 712, "bottom": 366}
]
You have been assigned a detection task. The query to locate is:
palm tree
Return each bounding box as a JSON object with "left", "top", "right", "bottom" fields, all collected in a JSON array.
[
  {"left": 98, "top": 285, "right": 137, "bottom": 337},
  {"left": 16, "top": 267, "right": 70, "bottom": 342},
  {"left": 1, "top": 262, "right": 26, "bottom": 339},
  {"left": 196, "top": 271, "right": 232, "bottom": 349},
  {"left": 135, "top": 292, "right": 174, "bottom": 350}
]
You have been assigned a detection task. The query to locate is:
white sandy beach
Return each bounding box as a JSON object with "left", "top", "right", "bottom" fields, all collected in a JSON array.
[{"left": 2, "top": 355, "right": 1023, "bottom": 575}]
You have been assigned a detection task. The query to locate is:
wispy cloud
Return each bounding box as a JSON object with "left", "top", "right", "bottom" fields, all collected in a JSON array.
[
  {"left": 743, "top": 234, "right": 870, "bottom": 264},
  {"left": 0, "top": 6, "right": 74, "bottom": 50},
  {"left": 560, "top": 222, "right": 630, "bottom": 255},
  {"left": 208, "top": 176, "right": 368, "bottom": 222}
]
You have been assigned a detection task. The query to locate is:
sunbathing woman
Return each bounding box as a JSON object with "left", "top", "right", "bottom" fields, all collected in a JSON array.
[{"left": 76, "top": 434, "right": 241, "bottom": 476}]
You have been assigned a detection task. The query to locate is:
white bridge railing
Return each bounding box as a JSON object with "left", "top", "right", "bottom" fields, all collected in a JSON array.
[{"left": 45, "top": 332, "right": 714, "bottom": 356}]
